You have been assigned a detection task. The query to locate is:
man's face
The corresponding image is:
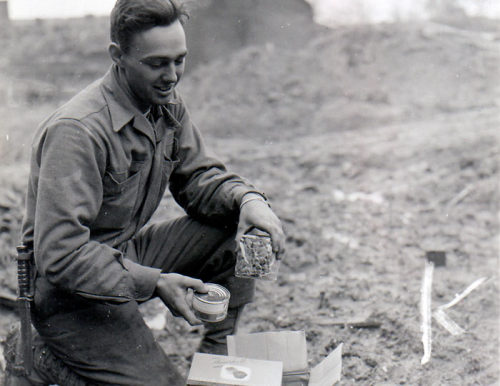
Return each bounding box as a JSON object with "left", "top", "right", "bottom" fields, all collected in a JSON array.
[{"left": 119, "top": 20, "right": 187, "bottom": 107}]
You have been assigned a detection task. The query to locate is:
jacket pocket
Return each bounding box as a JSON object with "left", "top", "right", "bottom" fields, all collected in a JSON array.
[
  {"left": 163, "top": 154, "right": 179, "bottom": 180},
  {"left": 162, "top": 134, "right": 179, "bottom": 179},
  {"left": 93, "top": 169, "right": 142, "bottom": 229}
]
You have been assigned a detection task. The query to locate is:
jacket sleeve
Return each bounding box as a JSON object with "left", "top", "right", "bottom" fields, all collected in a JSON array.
[
  {"left": 32, "top": 120, "right": 160, "bottom": 302},
  {"left": 168, "top": 100, "right": 263, "bottom": 223}
]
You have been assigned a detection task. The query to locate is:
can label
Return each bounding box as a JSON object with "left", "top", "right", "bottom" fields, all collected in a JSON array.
[
  {"left": 193, "top": 299, "right": 227, "bottom": 314},
  {"left": 193, "top": 283, "right": 230, "bottom": 322}
]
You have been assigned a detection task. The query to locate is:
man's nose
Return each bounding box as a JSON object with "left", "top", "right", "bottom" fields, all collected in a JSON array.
[{"left": 161, "top": 62, "right": 177, "bottom": 83}]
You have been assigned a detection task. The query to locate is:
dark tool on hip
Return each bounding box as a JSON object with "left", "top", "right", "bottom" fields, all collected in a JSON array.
[{"left": 13, "top": 244, "right": 34, "bottom": 376}]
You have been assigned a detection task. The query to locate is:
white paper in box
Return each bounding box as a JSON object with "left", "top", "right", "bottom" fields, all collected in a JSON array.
[
  {"left": 227, "top": 331, "right": 342, "bottom": 385},
  {"left": 187, "top": 353, "right": 283, "bottom": 386}
]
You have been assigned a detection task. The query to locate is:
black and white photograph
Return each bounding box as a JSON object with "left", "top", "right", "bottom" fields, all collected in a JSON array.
[{"left": 0, "top": 0, "right": 498, "bottom": 384}]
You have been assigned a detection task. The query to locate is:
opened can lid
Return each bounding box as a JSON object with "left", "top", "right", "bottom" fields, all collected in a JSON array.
[{"left": 194, "top": 283, "right": 230, "bottom": 304}]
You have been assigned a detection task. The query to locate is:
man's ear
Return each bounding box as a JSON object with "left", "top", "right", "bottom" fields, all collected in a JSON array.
[{"left": 109, "top": 43, "right": 124, "bottom": 67}]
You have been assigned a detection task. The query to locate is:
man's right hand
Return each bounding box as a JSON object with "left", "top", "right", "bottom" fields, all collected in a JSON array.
[{"left": 155, "top": 273, "right": 208, "bottom": 325}]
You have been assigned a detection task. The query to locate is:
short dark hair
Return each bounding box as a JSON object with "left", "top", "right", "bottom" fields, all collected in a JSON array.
[{"left": 110, "top": 0, "right": 189, "bottom": 52}]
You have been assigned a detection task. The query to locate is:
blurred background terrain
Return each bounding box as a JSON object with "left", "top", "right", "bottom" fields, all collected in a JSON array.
[{"left": 0, "top": 0, "right": 499, "bottom": 384}]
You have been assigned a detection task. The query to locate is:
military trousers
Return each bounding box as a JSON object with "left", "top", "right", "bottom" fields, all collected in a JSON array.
[{"left": 31, "top": 216, "right": 254, "bottom": 385}]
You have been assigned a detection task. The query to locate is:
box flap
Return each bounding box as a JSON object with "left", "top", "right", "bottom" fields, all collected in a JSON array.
[
  {"left": 308, "top": 343, "right": 343, "bottom": 386},
  {"left": 227, "top": 331, "right": 308, "bottom": 373}
]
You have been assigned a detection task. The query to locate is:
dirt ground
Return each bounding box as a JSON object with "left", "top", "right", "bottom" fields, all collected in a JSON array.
[{"left": 0, "top": 11, "right": 499, "bottom": 385}]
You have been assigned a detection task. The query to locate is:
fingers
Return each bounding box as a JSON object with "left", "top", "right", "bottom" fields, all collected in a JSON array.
[
  {"left": 156, "top": 274, "right": 207, "bottom": 325},
  {"left": 182, "top": 276, "right": 209, "bottom": 294},
  {"left": 236, "top": 224, "right": 254, "bottom": 247},
  {"left": 268, "top": 223, "right": 286, "bottom": 260},
  {"left": 236, "top": 223, "right": 286, "bottom": 260},
  {"left": 238, "top": 202, "right": 287, "bottom": 259},
  {"left": 173, "top": 295, "right": 202, "bottom": 326},
  {"left": 251, "top": 215, "right": 286, "bottom": 258}
]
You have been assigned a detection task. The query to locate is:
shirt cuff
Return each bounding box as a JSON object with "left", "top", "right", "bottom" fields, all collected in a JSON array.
[
  {"left": 123, "top": 259, "right": 161, "bottom": 301},
  {"left": 240, "top": 192, "right": 270, "bottom": 209}
]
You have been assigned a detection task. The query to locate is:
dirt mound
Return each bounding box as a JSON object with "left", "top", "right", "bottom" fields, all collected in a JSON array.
[{"left": 181, "top": 21, "right": 500, "bottom": 140}]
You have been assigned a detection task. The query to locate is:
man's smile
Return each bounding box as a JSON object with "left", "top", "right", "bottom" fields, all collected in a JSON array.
[{"left": 153, "top": 84, "right": 175, "bottom": 96}]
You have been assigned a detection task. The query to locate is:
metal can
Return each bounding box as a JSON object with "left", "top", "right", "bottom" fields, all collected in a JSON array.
[{"left": 193, "top": 283, "right": 230, "bottom": 323}]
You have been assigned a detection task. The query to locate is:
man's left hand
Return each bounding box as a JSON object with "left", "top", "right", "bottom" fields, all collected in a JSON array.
[{"left": 237, "top": 194, "right": 286, "bottom": 259}]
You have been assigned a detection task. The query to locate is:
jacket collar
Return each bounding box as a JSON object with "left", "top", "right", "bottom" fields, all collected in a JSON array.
[
  {"left": 101, "top": 66, "right": 140, "bottom": 133},
  {"left": 101, "top": 65, "right": 181, "bottom": 134}
]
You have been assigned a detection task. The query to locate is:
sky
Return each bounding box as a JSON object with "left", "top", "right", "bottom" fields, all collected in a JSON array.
[
  {"left": 6, "top": 0, "right": 500, "bottom": 21},
  {"left": 305, "top": 0, "right": 500, "bottom": 26},
  {"left": 8, "top": 0, "right": 115, "bottom": 20}
]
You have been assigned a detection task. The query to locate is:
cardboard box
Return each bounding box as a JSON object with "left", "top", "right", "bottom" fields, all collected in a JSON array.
[
  {"left": 227, "top": 331, "right": 342, "bottom": 386},
  {"left": 187, "top": 353, "right": 283, "bottom": 386}
]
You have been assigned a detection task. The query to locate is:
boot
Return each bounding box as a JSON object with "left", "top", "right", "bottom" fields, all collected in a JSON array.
[
  {"left": 197, "top": 305, "right": 245, "bottom": 355},
  {"left": 3, "top": 326, "right": 87, "bottom": 386}
]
